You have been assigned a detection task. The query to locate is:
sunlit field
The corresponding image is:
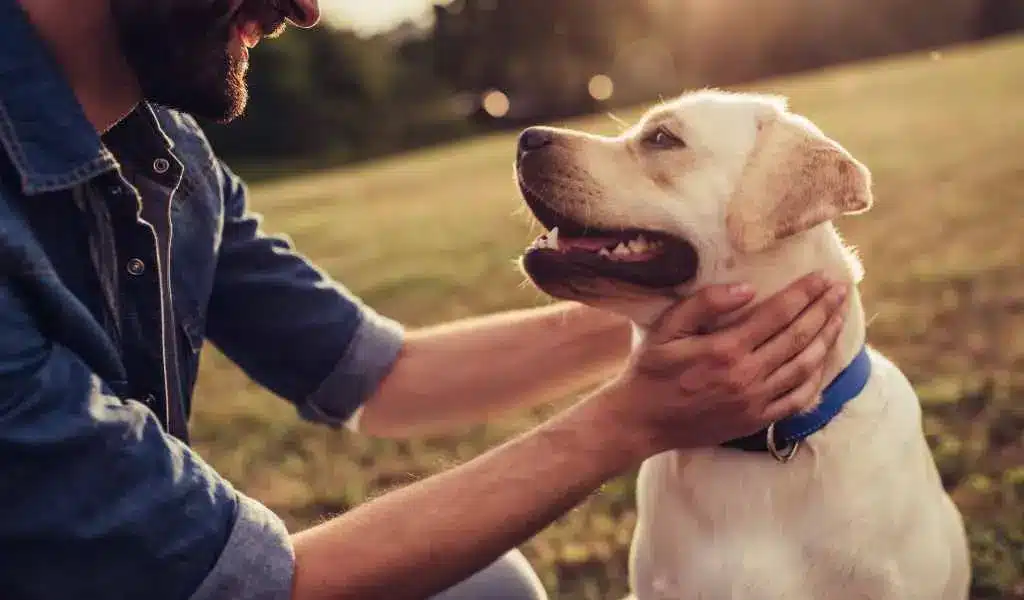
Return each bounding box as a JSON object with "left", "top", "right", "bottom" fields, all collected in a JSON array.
[{"left": 192, "top": 35, "right": 1024, "bottom": 599}]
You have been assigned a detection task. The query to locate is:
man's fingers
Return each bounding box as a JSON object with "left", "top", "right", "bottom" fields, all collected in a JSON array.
[
  {"left": 732, "top": 273, "right": 832, "bottom": 350},
  {"left": 647, "top": 283, "right": 755, "bottom": 345},
  {"left": 751, "top": 316, "right": 836, "bottom": 405},
  {"left": 818, "top": 310, "right": 845, "bottom": 354},
  {"left": 759, "top": 366, "right": 827, "bottom": 424},
  {"left": 750, "top": 287, "right": 847, "bottom": 376}
]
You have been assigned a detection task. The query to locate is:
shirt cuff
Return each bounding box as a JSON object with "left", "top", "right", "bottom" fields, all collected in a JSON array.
[
  {"left": 299, "top": 309, "right": 405, "bottom": 432},
  {"left": 188, "top": 494, "right": 294, "bottom": 600}
]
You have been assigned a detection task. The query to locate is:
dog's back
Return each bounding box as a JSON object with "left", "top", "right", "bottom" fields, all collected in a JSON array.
[{"left": 628, "top": 347, "right": 970, "bottom": 600}]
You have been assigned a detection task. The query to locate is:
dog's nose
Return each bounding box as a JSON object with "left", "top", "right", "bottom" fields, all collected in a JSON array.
[{"left": 518, "top": 127, "right": 553, "bottom": 154}]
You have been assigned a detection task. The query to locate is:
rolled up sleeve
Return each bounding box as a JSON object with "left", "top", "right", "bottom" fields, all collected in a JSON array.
[
  {"left": 0, "top": 283, "right": 294, "bottom": 600},
  {"left": 188, "top": 495, "right": 295, "bottom": 600},
  {"left": 205, "top": 160, "right": 404, "bottom": 430}
]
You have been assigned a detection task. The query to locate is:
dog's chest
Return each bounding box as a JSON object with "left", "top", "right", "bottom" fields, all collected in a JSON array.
[
  {"left": 627, "top": 437, "right": 963, "bottom": 599},
  {"left": 629, "top": 454, "right": 825, "bottom": 599},
  {"left": 626, "top": 420, "right": 935, "bottom": 600},
  {"left": 631, "top": 541, "right": 811, "bottom": 600}
]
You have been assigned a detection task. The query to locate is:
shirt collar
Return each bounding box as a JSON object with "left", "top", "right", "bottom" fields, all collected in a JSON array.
[{"left": 0, "top": 0, "right": 117, "bottom": 195}]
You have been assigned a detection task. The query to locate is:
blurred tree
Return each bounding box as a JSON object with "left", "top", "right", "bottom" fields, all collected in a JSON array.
[
  {"left": 978, "top": 0, "right": 1024, "bottom": 38},
  {"left": 197, "top": 0, "right": 1022, "bottom": 169},
  {"left": 202, "top": 23, "right": 472, "bottom": 165},
  {"left": 429, "top": 0, "right": 656, "bottom": 122}
]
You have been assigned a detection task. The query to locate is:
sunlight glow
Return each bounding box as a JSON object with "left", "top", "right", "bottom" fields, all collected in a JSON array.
[{"left": 322, "top": 0, "right": 435, "bottom": 33}]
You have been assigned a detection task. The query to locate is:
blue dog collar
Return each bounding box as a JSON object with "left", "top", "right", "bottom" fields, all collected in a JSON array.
[{"left": 722, "top": 345, "right": 872, "bottom": 461}]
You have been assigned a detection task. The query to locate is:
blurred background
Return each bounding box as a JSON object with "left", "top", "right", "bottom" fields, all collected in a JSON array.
[{"left": 190, "top": 1, "right": 1024, "bottom": 598}]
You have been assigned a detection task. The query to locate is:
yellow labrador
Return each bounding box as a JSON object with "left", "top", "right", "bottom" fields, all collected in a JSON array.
[{"left": 514, "top": 90, "right": 971, "bottom": 600}]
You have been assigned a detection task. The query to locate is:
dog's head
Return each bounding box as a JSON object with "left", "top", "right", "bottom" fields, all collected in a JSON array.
[{"left": 515, "top": 90, "right": 873, "bottom": 325}]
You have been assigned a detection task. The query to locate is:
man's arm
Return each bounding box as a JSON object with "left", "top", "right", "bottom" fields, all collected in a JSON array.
[
  {"left": 292, "top": 387, "right": 636, "bottom": 600},
  {"left": 203, "top": 160, "right": 406, "bottom": 430},
  {"left": 289, "top": 277, "right": 849, "bottom": 600},
  {"left": 356, "top": 301, "right": 632, "bottom": 437}
]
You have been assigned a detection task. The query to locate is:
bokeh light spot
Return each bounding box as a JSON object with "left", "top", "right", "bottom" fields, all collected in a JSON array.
[
  {"left": 482, "top": 89, "right": 510, "bottom": 118},
  {"left": 588, "top": 74, "right": 615, "bottom": 101}
]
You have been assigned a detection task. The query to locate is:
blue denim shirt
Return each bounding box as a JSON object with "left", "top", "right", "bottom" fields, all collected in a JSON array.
[{"left": 0, "top": 2, "right": 405, "bottom": 598}]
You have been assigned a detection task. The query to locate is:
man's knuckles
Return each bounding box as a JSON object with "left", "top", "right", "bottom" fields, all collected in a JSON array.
[
  {"left": 788, "top": 327, "right": 816, "bottom": 354},
  {"left": 707, "top": 336, "right": 745, "bottom": 366},
  {"left": 722, "top": 361, "right": 760, "bottom": 394}
]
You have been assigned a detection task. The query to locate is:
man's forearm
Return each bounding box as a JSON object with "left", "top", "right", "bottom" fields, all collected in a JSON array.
[
  {"left": 358, "top": 302, "right": 632, "bottom": 436},
  {"left": 291, "top": 386, "right": 640, "bottom": 600}
]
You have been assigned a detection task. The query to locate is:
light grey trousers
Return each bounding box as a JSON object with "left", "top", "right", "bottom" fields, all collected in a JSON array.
[{"left": 430, "top": 549, "right": 548, "bottom": 600}]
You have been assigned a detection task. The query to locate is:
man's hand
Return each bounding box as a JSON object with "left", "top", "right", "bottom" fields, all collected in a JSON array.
[{"left": 595, "top": 273, "right": 848, "bottom": 457}]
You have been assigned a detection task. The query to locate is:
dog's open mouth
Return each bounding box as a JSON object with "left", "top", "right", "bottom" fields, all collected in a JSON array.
[{"left": 520, "top": 189, "right": 699, "bottom": 289}]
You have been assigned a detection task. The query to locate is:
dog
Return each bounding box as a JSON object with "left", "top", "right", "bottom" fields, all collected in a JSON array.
[{"left": 514, "top": 90, "right": 971, "bottom": 600}]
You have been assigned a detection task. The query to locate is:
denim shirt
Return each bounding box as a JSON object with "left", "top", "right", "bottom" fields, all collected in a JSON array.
[{"left": 0, "top": 2, "right": 405, "bottom": 599}]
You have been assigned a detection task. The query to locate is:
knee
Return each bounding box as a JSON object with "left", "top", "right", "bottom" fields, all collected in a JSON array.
[{"left": 431, "top": 549, "right": 548, "bottom": 600}]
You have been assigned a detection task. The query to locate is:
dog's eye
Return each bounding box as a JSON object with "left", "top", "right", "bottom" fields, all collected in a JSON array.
[{"left": 643, "top": 127, "right": 686, "bottom": 150}]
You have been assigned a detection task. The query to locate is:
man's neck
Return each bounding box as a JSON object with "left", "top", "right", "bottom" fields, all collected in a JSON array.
[{"left": 18, "top": 0, "right": 141, "bottom": 133}]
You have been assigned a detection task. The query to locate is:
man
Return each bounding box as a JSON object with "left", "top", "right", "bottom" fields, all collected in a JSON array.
[{"left": 0, "top": 0, "right": 848, "bottom": 598}]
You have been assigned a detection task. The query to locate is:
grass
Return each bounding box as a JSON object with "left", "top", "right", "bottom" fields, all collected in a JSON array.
[{"left": 192, "top": 35, "right": 1024, "bottom": 599}]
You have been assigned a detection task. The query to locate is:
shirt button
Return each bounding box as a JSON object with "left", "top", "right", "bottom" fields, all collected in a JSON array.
[
  {"left": 144, "top": 393, "right": 157, "bottom": 405},
  {"left": 153, "top": 157, "right": 171, "bottom": 174},
  {"left": 109, "top": 186, "right": 123, "bottom": 196},
  {"left": 126, "top": 258, "right": 146, "bottom": 276}
]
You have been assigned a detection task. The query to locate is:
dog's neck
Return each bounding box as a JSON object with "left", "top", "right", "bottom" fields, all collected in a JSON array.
[
  {"left": 721, "top": 224, "right": 867, "bottom": 390},
  {"left": 635, "top": 223, "right": 867, "bottom": 399}
]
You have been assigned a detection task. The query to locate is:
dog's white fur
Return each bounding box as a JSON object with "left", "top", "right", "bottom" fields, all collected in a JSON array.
[{"left": 516, "top": 90, "right": 971, "bottom": 599}]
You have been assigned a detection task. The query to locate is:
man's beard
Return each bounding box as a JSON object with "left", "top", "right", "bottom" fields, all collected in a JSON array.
[{"left": 109, "top": 1, "right": 283, "bottom": 123}]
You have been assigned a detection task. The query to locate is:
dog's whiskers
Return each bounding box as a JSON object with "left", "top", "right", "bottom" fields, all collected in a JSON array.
[{"left": 606, "top": 112, "right": 629, "bottom": 132}]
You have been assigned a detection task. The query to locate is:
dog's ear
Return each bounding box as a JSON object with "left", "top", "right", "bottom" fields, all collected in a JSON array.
[{"left": 726, "top": 112, "right": 873, "bottom": 254}]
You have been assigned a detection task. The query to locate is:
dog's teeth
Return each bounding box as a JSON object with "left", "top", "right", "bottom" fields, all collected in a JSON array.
[
  {"left": 548, "top": 227, "right": 559, "bottom": 250},
  {"left": 598, "top": 248, "right": 611, "bottom": 258},
  {"left": 629, "top": 239, "right": 647, "bottom": 253},
  {"left": 613, "top": 243, "right": 630, "bottom": 256}
]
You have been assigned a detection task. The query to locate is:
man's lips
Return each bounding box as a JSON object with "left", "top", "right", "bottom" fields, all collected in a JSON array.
[{"left": 227, "top": 0, "right": 320, "bottom": 47}]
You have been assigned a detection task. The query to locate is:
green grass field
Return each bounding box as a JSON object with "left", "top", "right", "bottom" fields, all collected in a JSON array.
[{"left": 193, "top": 35, "right": 1024, "bottom": 599}]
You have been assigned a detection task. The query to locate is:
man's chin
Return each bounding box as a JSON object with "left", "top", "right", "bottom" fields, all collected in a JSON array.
[
  {"left": 147, "top": 76, "right": 247, "bottom": 123},
  {"left": 204, "top": 90, "right": 248, "bottom": 124},
  {"left": 127, "top": 36, "right": 248, "bottom": 122}
]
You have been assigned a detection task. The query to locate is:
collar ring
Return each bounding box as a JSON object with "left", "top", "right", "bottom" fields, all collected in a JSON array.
[{"left": 766, "top": 421, "right": 800, "bottom": 463}]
